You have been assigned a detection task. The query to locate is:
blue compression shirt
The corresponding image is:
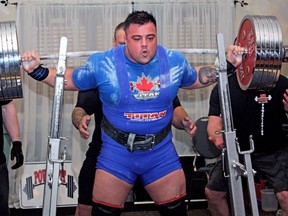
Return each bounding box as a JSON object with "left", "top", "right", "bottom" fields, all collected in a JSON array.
[{"left": 72, "top": 45, "right": 197, "bottom": 135}]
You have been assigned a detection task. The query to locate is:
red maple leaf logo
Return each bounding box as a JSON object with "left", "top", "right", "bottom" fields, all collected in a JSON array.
[{"left": 135, "top": 77, "right": 154, "bottom": 92}]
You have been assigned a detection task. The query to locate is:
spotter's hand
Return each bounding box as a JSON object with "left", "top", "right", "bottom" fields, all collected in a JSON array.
[
  {"left": 78, "top": 115, "right": 91, "bottom": 140},
  {"left": 226, "top": 45, "right": 245, "bottom": 68}
]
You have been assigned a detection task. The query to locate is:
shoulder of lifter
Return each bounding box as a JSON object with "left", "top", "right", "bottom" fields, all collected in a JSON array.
[
  {"left": 162, "top": 46, "right": 186, "bottom": 60},
  {"left": 88, "top": 47, "right": 115, "bottom": 62}
]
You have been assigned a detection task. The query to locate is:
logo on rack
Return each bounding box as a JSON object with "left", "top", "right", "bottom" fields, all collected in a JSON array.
[
  {"left": 130, "top": 73, "right": 160, "bottom": 100},
  {"left": 22, "top": 167, "right": 77, "bottom": 200}
]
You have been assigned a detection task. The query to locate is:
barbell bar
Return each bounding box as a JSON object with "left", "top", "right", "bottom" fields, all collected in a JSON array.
[
  {"left": 1, "top": 15, "right": 288, "bottom": 101},
  {"left": 39, "top": 48, "right": 220, "bottom": 60}
]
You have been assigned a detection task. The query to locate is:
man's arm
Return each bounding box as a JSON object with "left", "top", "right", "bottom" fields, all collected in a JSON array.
[
  {"left": 21, "top": 50, "right": 78, "bottom": 90},
  {"left": 172, "top": 106, "right": 197, "bottom": 137},
  {"left": 207, "top": 115, "right": 224, "bottom": 149},
  {"left": 2, "top": 101, "right": 21, "bottom": 142},
  {"left": 171, "top": 97, "right": 197, "bottom": 137},
  {"left": 72, "top": 90, "right": 100, "bottom": 139},
  {"left": 186, "top": 45, "right": 244, "bottom": 89},
  {"left": 72, "top": 107, "right": 88, "bottom": 130},
  {"left": 71, "top": 107, "right": 91, "bottom": 140},
  {"left": 2, "top": 100, "right": 24, "bottom": 169}
]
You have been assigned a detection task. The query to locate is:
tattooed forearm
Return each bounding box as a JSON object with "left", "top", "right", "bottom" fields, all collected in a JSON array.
[
  {"left": 198, "top": 66, "right": 217, "bottom": 85},
  {"left": 71, "top": 107, "right": 87, "bottom": 130}
]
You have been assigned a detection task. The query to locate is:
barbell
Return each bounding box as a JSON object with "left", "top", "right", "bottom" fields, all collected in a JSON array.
[{"left": 0, "top": 15, "right": 288, "bottom": 101}]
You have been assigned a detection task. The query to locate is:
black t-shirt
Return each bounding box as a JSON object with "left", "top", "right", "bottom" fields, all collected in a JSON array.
[
  {"left": 0, "top": 100, "right": 12, "bottom": 164},
  {"left": 75, "top": 90, "right": 181, "bottom": 150},
  {"left": 209, "top": 74, "right": 288, "bottom": 153}
]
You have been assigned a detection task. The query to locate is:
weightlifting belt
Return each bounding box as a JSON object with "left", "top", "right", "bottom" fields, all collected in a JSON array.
[{"left": 101, "top": 116, "right": 171, "bottom": 152}]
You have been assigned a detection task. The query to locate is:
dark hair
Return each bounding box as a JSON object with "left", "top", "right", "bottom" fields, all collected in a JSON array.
[
  {"left": 124, "top": 11, "right": 157, "bottom": 32},
  {"left": 113, "top": 22, "right": 125, "bottom": 40}
]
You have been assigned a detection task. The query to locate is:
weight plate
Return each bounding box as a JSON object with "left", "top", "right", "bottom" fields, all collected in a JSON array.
[
  {"left": 0, "top": 21, "right": 22, "bottom": 100},
  {"left": 236, "top": 15, "right": 282, "bottom": 91}
]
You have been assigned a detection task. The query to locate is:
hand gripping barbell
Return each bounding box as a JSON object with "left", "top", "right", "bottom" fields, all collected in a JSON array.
[{"left": 0, "top": 15, "right": 288, "bottom": 101}]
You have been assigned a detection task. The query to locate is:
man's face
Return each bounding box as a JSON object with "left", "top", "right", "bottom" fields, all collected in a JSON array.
[
  {"left": 113, "top": 29, "right": 126, "bottom": 47},
  {"left": 125, "top": 22, "right": 157, "bottom": 64}
]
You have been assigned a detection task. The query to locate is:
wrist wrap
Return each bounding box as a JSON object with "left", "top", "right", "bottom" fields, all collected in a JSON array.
[{"left": 29, "top": 64, "right": 49, "bottom": 81}]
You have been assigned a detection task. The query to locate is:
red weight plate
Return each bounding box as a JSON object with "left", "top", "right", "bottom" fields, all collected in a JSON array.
[{"left": 236, "top": 17, "right": 257, "bottom": 90}]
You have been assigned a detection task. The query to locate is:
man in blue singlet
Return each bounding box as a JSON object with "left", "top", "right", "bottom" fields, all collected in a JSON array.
[
  {"left": 72, "top": 22, "right": 197, "bottom": 216},
  {"left": 21, "top": 10, "right": 244, "bottom": 216}
]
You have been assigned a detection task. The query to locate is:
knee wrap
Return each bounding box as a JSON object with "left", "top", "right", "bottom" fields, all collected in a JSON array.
[
  {"left": 92, "top": 202, "right": 123, "bottom": 216},
  {"left": 157, "top": 196, "right": 187, "bottom": 216}
]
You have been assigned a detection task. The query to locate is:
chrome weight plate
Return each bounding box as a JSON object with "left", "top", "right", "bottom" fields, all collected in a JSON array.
[
  {"left": 0, "top": 21, "right": 22, "bottom": 101},
  {"left": 236, "top": 15, "right": 283, "bottom": 91}
]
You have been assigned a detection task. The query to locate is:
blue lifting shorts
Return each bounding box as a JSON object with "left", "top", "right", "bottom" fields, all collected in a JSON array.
[{"left": 97, "top": 131, "right": 182, "bottom": 186}]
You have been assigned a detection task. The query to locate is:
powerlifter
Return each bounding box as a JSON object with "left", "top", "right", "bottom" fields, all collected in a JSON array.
[{"left": 21, "top": 10, "right": 243, "bottom": 216}]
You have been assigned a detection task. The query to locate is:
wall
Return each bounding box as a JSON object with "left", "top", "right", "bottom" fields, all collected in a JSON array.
[
  {"left": 1, "top": 0, "right": 288, "bottom": 37},
  {"left": 1, "top": 0, "right": 288, "bottom": 51},
  {"left": 0, "top": 3, "right": 16, "bottom": 21}
]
